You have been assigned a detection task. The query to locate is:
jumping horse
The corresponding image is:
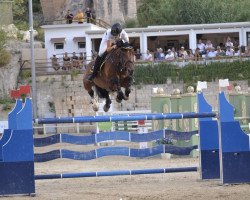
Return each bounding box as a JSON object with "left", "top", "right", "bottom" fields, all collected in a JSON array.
[{"left": 83, "top": 46, "right": 134, "bottom": 112}]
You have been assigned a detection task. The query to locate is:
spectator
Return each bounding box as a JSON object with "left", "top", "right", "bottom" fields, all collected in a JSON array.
[
  {"left": 205, "top": 40, "right": 213, "bottom": 52},
  {"left": 207, "top": 47, "right": 217, "bottom": 58},
  {"left": 155, "top": 48, "right": 165, "bottom": 60},
  {"left": 171, "top": 47, "right": 178, "bottom": 58},
  {"left": 178, "top": 46, "right": 188, "bottom": 59},
  {"left": 65, "top": 10, "right": 74, "bottom": 24},
  {"left": 85, "top": 7, "right": 92, "bottom": 23},
  {"left": 135, "top": 49, "right": 141, "bottom": 60},
  {"left": 145, "top": 50, "right": 153, "bottom": 61},
  {"left": 215, "top": 46, "right": 225, "bottom": 56},
  {"left": 50, "top": 54, "right": 60, "bottom": 71},
  {"left": 225, "top": 36, "right": 233, "bottom": 48},
  {"left": 63, "top": 52, "right": 71, "bottom": 70},
  {"left": 194, "top": 48, "right": 201, "bottom": 61},
  {"left": 225, "top": 46, "right": 234, "bottom": 56},
  {"left": 186, "top": 49, "right": 194, "bottom": 60},
  {"left": 74, "top": 10, "right": 84, "bottom": 24},
  {"left": 197, "top": 39, "right": 206, "bottom": 54},
  {"left": 79, "top": 52, "right": 85, "bottom": 69},
  {"left": 165, "top": 49, "right": 175, "bottom": 61},
  {"left": 71, "top": 52, "right": 79, "bottom": 68}
]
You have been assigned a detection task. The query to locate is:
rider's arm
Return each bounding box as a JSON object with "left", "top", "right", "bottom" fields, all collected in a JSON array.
[
  {"left": 106, "top": 40, "right": 116, "bottom": 52},
  {"left": 121, "top": 30, "right": 129, "bottom": 43}
]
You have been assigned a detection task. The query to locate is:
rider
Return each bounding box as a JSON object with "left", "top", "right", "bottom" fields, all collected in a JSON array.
[{"left": 88, "top": 23, "right": 129, "bottom": 81}]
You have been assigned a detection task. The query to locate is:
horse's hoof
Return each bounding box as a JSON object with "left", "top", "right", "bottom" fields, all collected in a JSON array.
[
  {"left": 116, "top": 97, "right": 122, "bottom": 103},
  {"left": 92, "top": 105, "right": 99, "bottom": 112},
  {"left": 123, "top": 96, "right": 129, "bottom": 101},
  {"left": 103, "top": 105, "right": 110, "bottom": 112}
]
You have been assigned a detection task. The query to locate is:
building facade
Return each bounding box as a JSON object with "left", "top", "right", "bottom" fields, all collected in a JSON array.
[{"left": 41, "top": 22, "right": 250, "bottom": 61}]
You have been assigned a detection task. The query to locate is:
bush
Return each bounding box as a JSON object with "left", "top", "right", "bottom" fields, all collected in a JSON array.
[
  {"left": 134, "top": 60, "right": 250, "bottom": 85},
  {"left": 0, "top": 49, "right": 11, "bottom": 67}
]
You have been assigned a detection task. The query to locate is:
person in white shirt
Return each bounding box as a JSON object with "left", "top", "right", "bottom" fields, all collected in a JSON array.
[
  {"left": 225, "top": 46, "right": 234, "bottom": 56},
  {"left": 205, "top": 40, "right": 214, "bottom": 52},
  {"left": 207, "top": 47, "right": 217, "bottom": 58},
  {"left": 225, "top": 36, "right": 233, "bottom": 48},
  {"left": 145, "top": 50, "right": 153, "bottom": 61},
  {"left": 197, "top": 39, "right": 205, "bottom": 54},
  {"left": 165, "top": 49, "right": 175, "bottom": 61},
  {"left": 88, "top": 23, "right": 129, "bottom": 81}
]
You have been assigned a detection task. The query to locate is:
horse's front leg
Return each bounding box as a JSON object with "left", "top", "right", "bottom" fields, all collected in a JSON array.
[
  {"left": 88, "top": 89, "right": 99, "bottom": 112},
  {"left": 116, "top": 87, "right": 124, "bottom": 103},
  {"left": 123, "top": 87, "right": 131, "bottom": 100}
]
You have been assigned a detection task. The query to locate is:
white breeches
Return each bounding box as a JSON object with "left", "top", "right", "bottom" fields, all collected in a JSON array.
[{"left": 98, "top": 40, "right": 108, "bottom": 56}]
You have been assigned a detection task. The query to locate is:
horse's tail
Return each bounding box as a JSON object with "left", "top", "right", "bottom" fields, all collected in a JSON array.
[{"left": 95, "top": 85, "right": 109, "bottom": 99}]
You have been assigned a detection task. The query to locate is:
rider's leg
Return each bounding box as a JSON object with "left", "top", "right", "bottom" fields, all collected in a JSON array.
[
  {"left": 88, "top": 55, "right": 102, "bottom": 81},
  {"left": 88, "top": 51, "right": 108, "bottom": 81}
]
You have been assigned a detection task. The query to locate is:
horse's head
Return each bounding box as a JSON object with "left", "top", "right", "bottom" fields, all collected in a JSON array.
[{"left": 116, "top": 47, "right": 135, "bottom": 85}]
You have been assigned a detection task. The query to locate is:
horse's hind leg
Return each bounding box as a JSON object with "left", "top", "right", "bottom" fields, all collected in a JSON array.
[{"left": 123, "top": 87, "right": 131, "bottom": 100}]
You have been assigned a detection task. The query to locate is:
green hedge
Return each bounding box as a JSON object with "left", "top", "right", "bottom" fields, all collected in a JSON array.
[{"left": 134, "top": 61, "right": 250, "bottom": 86}]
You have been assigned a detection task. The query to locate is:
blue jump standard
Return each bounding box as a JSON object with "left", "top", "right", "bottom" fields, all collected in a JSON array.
[{"left": 35, "top": 167, "right": 198, "bottom": 180}]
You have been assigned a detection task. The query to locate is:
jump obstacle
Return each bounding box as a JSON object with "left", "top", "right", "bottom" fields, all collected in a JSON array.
[{"left": 1, "top": 91, "right": 250, "bottom": 196}]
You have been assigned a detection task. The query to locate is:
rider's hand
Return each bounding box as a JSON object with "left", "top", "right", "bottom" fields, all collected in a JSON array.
[{"left": 113, "top": 45, "right": 117, "bottom": 49}]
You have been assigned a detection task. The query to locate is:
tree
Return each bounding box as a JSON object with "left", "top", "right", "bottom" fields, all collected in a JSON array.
[{"left": 137, "top": 0, "right": 250, "bottom": 26}]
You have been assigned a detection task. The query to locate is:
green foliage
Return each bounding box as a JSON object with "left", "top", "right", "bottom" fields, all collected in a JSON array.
[
  {"left": 0, "top": 96, "right": 15, "bottom": 111},
  {"left": 0, "top": 30, "right": 11, "bottom": 67},
  {"left": 137, "top": 0, "right": 250, "bottom": 26},
  {"left": 0, "top": 30, "right": 7, "bottom": 50},
  {"left": 124, "top": 19, "right": 139, "bottom": 28},
  {"left": 0, "top": 49, "right": 11, "bottom": 67},
  {"left": 20, "top": 70, "right": 32, "bottom": 80},
  {"left": 36, "top": 27, "right": 44, "bottom": 42},
  {"left": 134, "top": 60, "right": 250, "bottom": 86}
]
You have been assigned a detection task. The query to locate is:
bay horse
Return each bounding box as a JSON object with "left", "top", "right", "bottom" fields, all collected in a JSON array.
[{"left": 83, "top": 46, "right": 134, "bottom": 112}]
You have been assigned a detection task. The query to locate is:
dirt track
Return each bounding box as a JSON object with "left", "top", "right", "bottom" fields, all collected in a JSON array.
[{"left": 4, "top": 157, "right": 250, "bottom": 200}]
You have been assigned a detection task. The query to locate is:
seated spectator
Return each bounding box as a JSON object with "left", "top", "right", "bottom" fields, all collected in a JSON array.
[
  {"left": 225, "top": 46, "right": 234, "bottom": 56},
  {"left": 71, "top": 52, "right": 79, "bottom": 68},
  {"left": 186, "top": 49, "right": 194, "bottom": 60},
  {"left": 178, "top": 46, "right": 188, "bottom": 59},
  {"left": 205, "top": 40, "right": 213, "bottom": 52},
  {"left": 63, "top": 52, "right": 71, "bottom": 70},
  {"left": 65, "top": 10, "right": 74, "bottom": 24},
  {"left": 85, "top": 7, "right": 92, "bottom": 23},
  {"left": 225, "top": 36, "right": 233, "bottom": 48},
  {"left": 197, "top": 39, "right": 206, "bottom": 54},
  {"left": 50, "top": 54, "right": 60, "bottom": 71},
  {"left": 171, "top": 47, "right": 178, "bottom": 58},
  {"left": 135, "top": 49, "right": 142, "bottom": 60},
  {"left": 74, "top": 10, "right": 84, "bottom": 24},
  {"left": 145, "top": 50, "right": 153, "bottom": 61},
  {"left": 165, "top": 49, "right": 175, "bottom": 61},
  {"left": 194, "top": 48, "right": 201, "bottom": 61},
  {"left": 79, "top": 52, "right": 85, "bottom": 69},
  {"left": 215, "top": 46, "right": 225, "bottom": 56},
  {"left": 155, "top": 48, "right": 165, "bottom": 60},
  {"left": 207, "top": 47, "right": 217, "bottom": 58}
]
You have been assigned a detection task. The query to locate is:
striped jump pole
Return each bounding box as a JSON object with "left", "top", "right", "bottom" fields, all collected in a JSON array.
[{"left": 35, "top": 112, "right": 216, "bottom": 124}]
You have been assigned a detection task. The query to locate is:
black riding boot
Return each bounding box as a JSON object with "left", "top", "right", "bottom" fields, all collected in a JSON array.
[{"left": 88, "top": 55, "right": 102, "bottom": 81}]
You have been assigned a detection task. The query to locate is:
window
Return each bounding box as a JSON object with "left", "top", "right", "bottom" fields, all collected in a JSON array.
[
  {"left": 54, "top": 43, "right": 64, "bottom": 49},
  {"left": 247, "top": 32, "right": 250, "bottom": 46},
  {"left": 78, "top": 42, "right": 86, "bottom": 49}
]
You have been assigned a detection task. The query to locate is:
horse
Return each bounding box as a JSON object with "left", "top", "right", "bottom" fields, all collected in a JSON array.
[{"left": 83, "top": 46, "right": 135, "bottom": 112}]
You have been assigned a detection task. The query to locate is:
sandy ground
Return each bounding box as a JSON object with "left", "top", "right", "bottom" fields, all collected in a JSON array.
[{"left": 3, "top": 156, "right": 250, "bottom": 200}]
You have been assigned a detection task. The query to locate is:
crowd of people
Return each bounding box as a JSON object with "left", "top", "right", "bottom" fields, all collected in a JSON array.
[
  {"left": 50, "top": 52, "right": 86, "bottom": 71},
  {"left": 140, "top": 37, "right": 250, "bottom": 62},
  {"left": 65, "top": 7, "right": 94, "bottom": 24}
]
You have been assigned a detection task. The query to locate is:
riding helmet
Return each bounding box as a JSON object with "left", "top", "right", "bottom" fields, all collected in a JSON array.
[{"left": 111, "top": 23, "right": 122, "bottom": 36}]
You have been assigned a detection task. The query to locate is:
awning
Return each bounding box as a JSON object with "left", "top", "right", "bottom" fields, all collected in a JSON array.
[
  {"left": 73, "top": 37, "right": 85, "bottom": 42},
  {"left": 50, "top": 38, "right": 65, "bottom": 43}
]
